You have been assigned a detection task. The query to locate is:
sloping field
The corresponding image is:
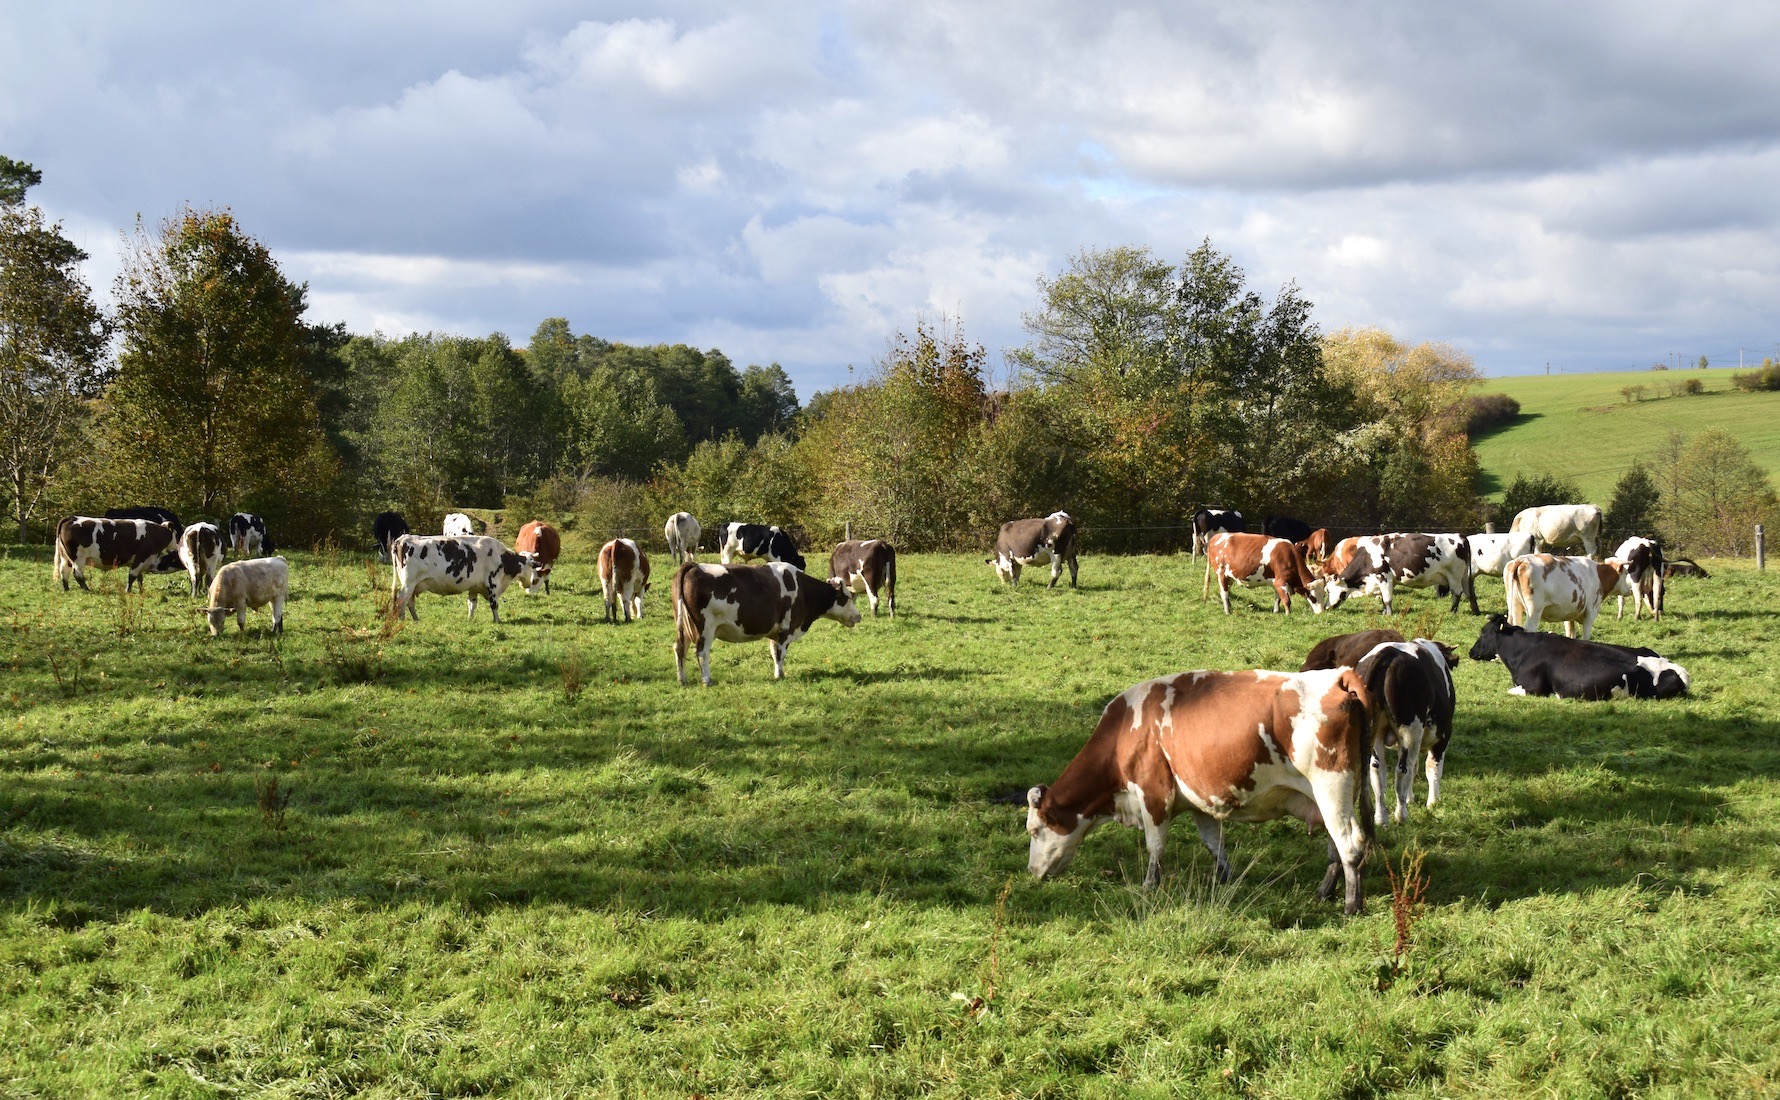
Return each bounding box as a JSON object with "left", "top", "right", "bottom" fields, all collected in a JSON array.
[
  {"left": 3, "top": 545, "right": 1779, "bottom": 1097},
  {"left": 1472, "top": 367, "right": 1780, "bottom": 502}
]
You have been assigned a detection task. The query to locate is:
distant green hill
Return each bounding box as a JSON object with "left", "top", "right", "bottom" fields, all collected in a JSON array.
[{"left": 1470, "top": 367, "right": 1780, "bottom": 503}]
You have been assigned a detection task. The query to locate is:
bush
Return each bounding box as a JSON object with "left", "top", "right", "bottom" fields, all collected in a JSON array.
[
  {"left": 1461, "top": 393, "right": 1521, "bottom": 438},
  {"left": 1731, "top": 360, "right": 1780, "bottom": 392}
]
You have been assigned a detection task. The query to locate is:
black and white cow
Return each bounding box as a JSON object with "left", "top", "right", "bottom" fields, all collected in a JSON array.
[
  {"left": 1320, "top": 533, "right": 1474, "bottom": 615},
  {"left": 829, "top": 538, "right": 897, "bottom": 617},
  {"left": 715, "top": 522, "right": 806, "bottom": 572},
  {"left": 1263, "top": 515, "right": 1314, "bottom": 545},
  {"left": 1612, "top": 537, "right": 1666, "bottom": 620},
  {"left": 228, "top": 512, "right": 273, "bottom": 556},
  {"left": 178, "top": 522, "right": 226, "bottom": 597},
  {"left": 989, "top": 512, "right": 1079, "bottom": 588},
  {"left": 1190, "top": 508, "right": 1246, "bottom": 558},
  {"left": 104, "top": 506, "right": 185, "bottom": 574},
  {"left": 1351, "top": 640, "right": 1458, "bottom": 826},
  {"left": 1468, "top": 615, "right": 1689, "bottom": 700},
  {"left": 372, "top": 511, "right": 410, "bottom": 563},
  {"left": 53, "top": 516, "right": 180, "bottom": 593},
  {"left": 671, "top": 561, "right": 861, "bottom": 685},
  {"left": 442, "top": 512, "right": 477, "bottom": 537},
  {"left": 390, "top": 534, "right": 537, "bottom": 624}
]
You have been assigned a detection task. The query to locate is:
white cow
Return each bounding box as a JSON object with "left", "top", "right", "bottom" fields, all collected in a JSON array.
[
  {"left": 390, "top": 534, "right": 537, "bottom": 623},
  {"left": 178, "top": 522, "right": 226, "bottom": 598},
  {"left": 1466, "top": 531, "right": 1540, "bottom": 578},
  {"left": 1503, "top": 553, "right": 1631, "bottom": 640},
  {"left": 664, "top": 512, "right": 700, "bottom": 564},
  {"left": 201, "top": 556, "right": 289, "bottom": 636},
  {"left": 1510, "top": 505, "right": 1603, "bottom": 559},
  {"left": 442, "top": 512, "right": 476, "bottom": 537}
]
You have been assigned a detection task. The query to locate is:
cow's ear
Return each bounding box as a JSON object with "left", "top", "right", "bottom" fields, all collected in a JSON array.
[
  {"left": 1027, "top": 785, "right": 1047, "bottom": 809},
  {"left": 1437, "top": 642, "right": 1458, "bottom": 666}
]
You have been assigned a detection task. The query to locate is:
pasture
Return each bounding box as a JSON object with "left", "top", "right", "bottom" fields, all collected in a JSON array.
[{"left": 2, "top": 544, "right": 1779, "bottom": 1098}]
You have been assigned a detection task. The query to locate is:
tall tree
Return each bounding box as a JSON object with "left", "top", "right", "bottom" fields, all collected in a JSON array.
[{"left": 0, "top": 157, "right": 110, "bottom": 541}]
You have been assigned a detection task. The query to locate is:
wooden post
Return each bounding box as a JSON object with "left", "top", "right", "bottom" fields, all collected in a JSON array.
[
  {"left": 1484, "top": 522, "right": 1495, "bottom": 534},
  {"left": 1758, "top": 524, "right": 1766, "bottom": 570},
  {"left": 845, "top": 521, "right": 852, "bottom": 541}
]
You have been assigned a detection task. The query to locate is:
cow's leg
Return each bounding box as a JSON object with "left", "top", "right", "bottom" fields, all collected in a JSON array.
[
  {"left": 1009, "top": 561, "right": 1021, "bottom": 586},
  {"left": 1219, "top": 577, "right": 1233, "bottom": 615},
  {"left": 466, "top": 594, "right": 478, "bottom": 620},
  {"left": 272, "top": 595, "right": 285, "bottom": 635},
  {"left": 1395, "top": 723, "right": 1426, "bottom": 824},
  {"left": 1047, "top": 554, "right": 1062, "bottom": 588},
  {"left": 1578, "top": 607, "right": 1598, "bottom": 641},
  {"left": 236, "top": 606, "right": 247, "bottom": 633},
  {"left": 1370, "top": 741, "right": 1392, "bottom": 827},
  {"left": 1425, "top": 744, "right": 1446, "bottom": 809},
  {"left": 1141, "top": 815, "right": 1170, "bottom": 889},
  {"left": 1066, "top": 552, "right": 1078, "bottom": 588},
  {"left": 1201, "top": 556, "right": 1213, "bottom": 601},
  {"left": 1188, "top": 809, "right": 1230, "bottom": 883},
  {"left": 1378, "top": 579, "right": 1395, "bottom": 616},
  {"left": 622, "top": 585, "right": 633, "bottom": 623},
  {"left": 487, "top": 593, "right": 500, "bottom": 624},
  {"left": 698, "top": 635, "right": 713, "bottom": 687},
  {"left": 769, "top": 637, "right": 789, "bottom": 679}
]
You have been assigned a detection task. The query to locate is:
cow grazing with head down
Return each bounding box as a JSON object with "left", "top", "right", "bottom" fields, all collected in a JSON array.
[
  {"left": 1612, "top": 537, "right": 1665, "bottom": 620},
  {"left": 104, "top": 507, "right": 185, "bottom": 575},
  {"left": 390, "top": 534, "right": 537, "bottom": 623},
  {"left": 672, "top": 561, "right": 861, "bottom": 686},
  {"left": 665, "top": 511, "right": 701, "bottom": 564},
  {"left": 989, "top": 512, "right": 1078, "bottom": 588},
  {"left": 597, "top": 538, "right": 650, "bottom": 622},
  {"left": 227, "top": 512, "right": 272, "bottom": 557},
  {"left": 1321, "top": 533, "right": 1474, "bottom": 615},
  {"left": 1502, "top": 553, "right": 1630, "bottom": 640},
  {"left": 201, "top": 557, "right": 289, "bottom": 636},
  {"left": 442, "top": 512, "right": 476, "bottom": 537},
  {"left": 1201, "top": 532, "right": 1324, "bottom": 614},
  {"left": 515, "top": 521, "right": 561, "bottom": 594},
  {"left": 1025, "top": 667, "right": 1376, "bottom": 914},
  {"left": 1301, "top": 528, "right": 1331, "bottom": 563},
  {"left": 1470, "top": 615, "right": 1689, "bottom": 700},
  {"left": 372, "top": 512, "right": 409, "bottom": 563},
  {"left": 830, "top": 538, "right": 897, "bottom": 617},
  {"left": 1511, "top": 504, "right": 1603, "bottom": 558},
  {"left": 1263, "top": 515, "right": 1313, "bottom": 544},
  {"left": 1190, "top": 508, "right": 1245, "bottom": 558},
  {"left": 178, "top": 522, "right": 226, "bottom": 597},
  {"left": 54, "top": 516, "right": 180, "bottom": 593},
  {"left": 716, "top": 522, "right": 806, "bottom": 572}
]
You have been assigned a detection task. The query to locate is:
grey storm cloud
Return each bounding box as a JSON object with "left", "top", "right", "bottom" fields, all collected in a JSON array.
[{"left": 4, "top": 0, "right": 1779, "bottom": 396}]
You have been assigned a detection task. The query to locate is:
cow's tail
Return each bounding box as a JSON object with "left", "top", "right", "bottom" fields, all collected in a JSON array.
[
  {"left": 672, "top": 562, "right": 701, "bottom": 654},
  {"left": 1338, "top": 669, "right": 1379, "bottom": 853},
  {"left": 886, "top": 545, "right": 897, "bottom": 606},
  {"left": 52, "top": 524, "right": 73, "bottom": 587}
]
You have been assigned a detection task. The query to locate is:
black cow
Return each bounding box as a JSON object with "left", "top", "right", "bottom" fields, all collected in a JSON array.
[
  {"left": 1352, "top": 639, "right": 1458, "bottom": 827},
  {"left": 829, "top": 538, "right": 897, "bottom": 617},
  {"left": 53, "top": 516, "right": 180, "bottom": 592},
  {"left": 1468, "top": 615, "right": 1689, "bottom": 700},
  {"left": 373, "top": 511, "right": 410, "bottom": 562},
  {"left": 1263, "top": 515, "right": 1314, "bottom": 545},
  {"left": 989, "top": 512, "right": 1078, "bottom": 588},
  {"left": 228, "top": 512, "right": 274, "bottom": 556},
  {"left": 1190, "top": 508, "right": 1245, "bottom": 557},
  {"left": 716, "top": 522, "right": 806, "bottom": 572}
]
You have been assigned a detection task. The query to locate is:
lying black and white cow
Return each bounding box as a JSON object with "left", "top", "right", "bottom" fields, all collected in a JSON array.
[
  {"left": 390, "top": 534, "right": 537, "bottom": 623},
  {"left": 228, "top": 512, "right": 273, "bottom": 556},
  {"left": 1320, "top": 533, "right": 1474, "bottom": 614},
  {"left": 1468, "top": 615, "right": 1689, "bottom": 700},
  {"left": 829, "top": 538, "right": 897, "bottom": 617},
  {"left": 1190, "top": 508, "right": 1245, "bottom": 558},
  {"left": 671, "top": 561, "right": 861, "bottom": 685},
  {"left": 54, "top": 516, "right": 180, "bottom": 592},
  {"left": 1613, "top": 537, "right": 1665, "bottom": 620},
  {"left": 715, "top": 522, "right": 806, "bottom": 572},
  {"left": 989, "top": 512, "right": 1078, "bottom": 588},
  {"left": 372, "top": 511, "right": 410, "bottom": 563}
]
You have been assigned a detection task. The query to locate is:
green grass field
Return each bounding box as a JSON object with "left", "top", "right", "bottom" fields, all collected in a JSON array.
[
  {"left": 1471, "top": 367, "right": 1780, "bottom": 502},
  {"left": 4, "top": 546, "right": 1779, "bottom": 1097}
]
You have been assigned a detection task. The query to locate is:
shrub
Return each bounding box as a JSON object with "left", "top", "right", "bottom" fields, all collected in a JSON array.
[
  {"left": 1731, "top": 359, "right": 1780, "bottom": 392},
  {"left": 1461, "top": 393, "right": 1522, "bottom": 438}
]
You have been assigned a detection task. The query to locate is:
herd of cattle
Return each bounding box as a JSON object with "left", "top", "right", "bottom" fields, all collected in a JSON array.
[{"left": 46, "top": 498, "right": 1705, "bottom": 914}]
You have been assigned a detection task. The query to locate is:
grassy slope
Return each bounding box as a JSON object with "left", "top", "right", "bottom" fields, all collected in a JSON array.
[
  {"left": 3, "top": 547, "right": 1779, "bottom": 1097},
  {"left": 1471, "top": 367, "right": 1780, "bottom": 502}
]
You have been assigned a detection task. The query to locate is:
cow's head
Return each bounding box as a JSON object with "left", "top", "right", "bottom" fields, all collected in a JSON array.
[
  {"left": 200, "top": 606, "right": 231, "bottom": 636},
  {"left": 1469, "top": 614, "right": 1516, "bottom": 662},
  {"left": 1026, "top": 785, "right": 1096, "bottom": 879},
  {"left": 825, "top": 580, "right": 863, "bottom": 628},
  {"left": 500, "top": 550, "right": 538, "bottom": 591},
  {"left": 519, "top": 552, "right": 551, "bottom": 593}
]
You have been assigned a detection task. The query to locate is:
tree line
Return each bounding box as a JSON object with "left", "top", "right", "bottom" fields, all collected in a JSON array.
[{"left": 3, "top": 156, "right": 1774, "bottom": 557}]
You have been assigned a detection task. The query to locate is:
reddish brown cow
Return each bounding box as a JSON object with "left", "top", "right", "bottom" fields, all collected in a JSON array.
[
  {"left": 597, "top": 538, "right": 651, "bottom": 623},
  {"left": 1300, "top": 629, "right": 1406, "bottom": 672},
  {"left": 1025, "top": 667, "right": 1377, "bottom": 914},
  {"left": 1201, "top": 532, "right": 1325, "bottom": 614},
  {"left": 1319, "top": 536, "right": 1364, "bottom": 580},
  {"left": 514, "top": 520, "right": 561, "bottom": 594},
  {"left": 1301, "top": 528, "right": 1330, "bottom": 562}
]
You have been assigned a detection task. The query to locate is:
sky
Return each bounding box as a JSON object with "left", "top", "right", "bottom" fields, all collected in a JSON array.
[{"left": 5, "top": 1, "right": 1780, "bottom": 399}]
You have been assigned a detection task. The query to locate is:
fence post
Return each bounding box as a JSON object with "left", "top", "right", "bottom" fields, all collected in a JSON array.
[
  {"left": 845, "top": 521, "right": 852, "bottom": 541},
  {"left": 1484, "top": 522, "right": 1495, "bottom": 534},
  {"left": 1758, "top": 524, "right": 1766, "bottom": 571}
]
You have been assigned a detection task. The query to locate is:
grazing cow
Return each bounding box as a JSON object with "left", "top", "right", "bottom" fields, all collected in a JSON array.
[
  {"left": 830, "top": 539, "right": 897, "bottom": 617},
  {"left": 1502, "top": 553, "right": 1630, "bottom": 640},
  {"left": 1321, "top": 533, "right": 1474, "bottom": 615},
  {"left": 390, "top": 534, "right": 537, "bottom": 623},
  {"left": 1190, "top": 508, "right": 1246, "bottom": 558},
  {"left": 1301, "top": 629, "right": 1406, "bottom": 672},
  {"left": 672, "top": 561, "right": 861, "bottom": 686},
  {"left": 442, "top": 512, "right": 476, "bottom": 537},
  {"left": 515, "top": 521, "right": 561, "bottom": 594},
  {"left": 716, "top": 522, "right": 807, "bottom": 572},
  {"left": 105, "top": 506, "right": 185, "bottom": 575},
  {"left": 1201, "top": 532, "right": 1324, "bottom": 614},
  {"left": 1511, "top": 504, "right": 1603, "bottom": 558},
  {"left": 53, "top": 516, "right": 179, "bottom": 593},
  {"left": 1263, "top": 515, "right": 1314, "bottom": 544},
  {"left": 1318, "top": 536, "right": 1364, "bottom": 580},
  {"left": 665, "top": 511, "right": 701, "bottom": 564},
  {"left": 1301, "top": 528, "right": 1331, "bottom": 562},
  {"left": 597, "top": 538, "right": 651, "bottom": 622},
  {"left": 1612, "top": 537, "right": 1666, "bottom": 620},
  {"left": 1351, "top": 640, "right": 1458, "bottom": 826},
  {"left": 1024, "top": 667, "right": 1376, "bottom": 914},
  {"left": 201, "top": 556, "right": 289, "bottom": 636},
  {"left": 372, "top": 512, "right": 410, "bottom": 563},
  {"left": 1664, "top": 557, "right": 1709, "bottom": 579},
  {"left": 1469, "top": 615, "right": 1689, "bottom": 700},
  {"left": 989, "top": 512, "right": 1079, "bottom": 588},
  {"left": 178, "top": 522, "right": 226, "bottom": 598},
  {"left": 1466, "top": 531, "right": 1539, "bottom": 579},
  {"left": 227, "top": 512, "right": 273, "bottom": 557}
]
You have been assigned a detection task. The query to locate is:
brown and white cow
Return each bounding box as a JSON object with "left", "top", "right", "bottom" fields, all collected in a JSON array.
[
  {"left": 672, "top": 561, "right": 861, "bottom": 686},
  {"left": 53, "top": 516, "right": 180, "bottom": 593},
  {"left": 829, "top": 538, "right": 897, "bottom": 617},
  {"left": 1612, "top": 537, "right": 1665, "bottom": 620},
  {"left": 1502, "top": 553, "right": 1630, "bottom": 640},
  {"left": 1318, "top": 536, "right": 1364, "bottom": 580},
  {"left": 1201, "top": 532, "right": 1324, "bottom": 614},
  {"left": 989, "top": 512, "right": 1078, "bottom": 587},
  {"left": 1320, "top": 533, "right": 1474, "bottom": 615},
  {"left": 1301, "top": 528, "right": 1331, "bottom": 563},
  {"left": 1025, "top": 667, "right": 1376, "bottom": 914},
  {"left": 1511, "top": 504, "right": 1603, "bottom": 558},
  {"left": 178, "top": 522, "right": 226, "bottom": 597},
  {"left": 597, "top": 538, "right": 651, "bottom": 623},
  {"left": 390, "top": 534, "right": 537, "bottom": 623},
  {"left": 514, "top": 520, "right": 561, "bottom": 594}
]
